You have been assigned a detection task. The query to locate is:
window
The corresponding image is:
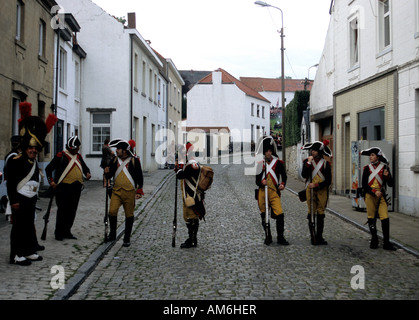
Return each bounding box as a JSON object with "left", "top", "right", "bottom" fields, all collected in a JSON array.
[
  {"left": 378, "top": 0, "right": 391, "bottom": 51},
  {"left": 16, "top": 1, "right": 24, "bottom": 41},
  {"left": 74, "top": 61, "right": 80, "bottom": 100},
  {"left": 257, "top": 105, "right": 260, "bottom": 118},
  {"left": 91, "top": 113, "right": 111, "bottom": 152},
  {"left": 134, "top": 53, "right": 138, "bottom": 90},
  {"left": 38, "top": 19, "right": 46, "bottom": 57},
  {"left": 358, "top": 107, "right": 385, "bottom": 140},
  {"left": 142, "top": 61, "right": 146, "bottom": 94},
  {"left": 149, "top": 68, "right": 153, "bottom": 98},
  {"left": 251, "top": 103, "right": 254, "bottom": 116},
  {"left": 59, "top": 48, "right": 67, "bottom": 90},
  {"left": 416, "top": 0, "right": 419, "bottom": 37},
  {"left": 349, "top": 16, "right": 359, "bottom": 67}
]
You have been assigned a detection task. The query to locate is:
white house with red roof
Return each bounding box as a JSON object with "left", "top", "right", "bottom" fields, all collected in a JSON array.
[{"left": 184, "top": 68, "right": 271, "bottom": 157}]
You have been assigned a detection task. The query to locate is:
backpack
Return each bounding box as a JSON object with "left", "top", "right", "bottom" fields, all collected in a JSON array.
[{"left": 197, "top": 165, "right": 214, "bottom": 191}]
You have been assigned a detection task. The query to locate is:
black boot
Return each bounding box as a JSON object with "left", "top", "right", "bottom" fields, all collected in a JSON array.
[
  {"left": 316, "top": 215, "right": 328, "bottom": 245},
  {"left": 107, "top": 216, "right": 117, "bottom": 242},
  {"left": 191, "top": 219, "right": 199, "bottom": 247},
  {"left": 276, "top": 214, "right": 289, "bottom": 245},
  {"left": 260, "top": 213, "right": 272, "bottom": 245},
  {"left": 123, "top": 216, "right": 134, "bottom": 247},
  {"left": 381, "top": 218, "right": 396, "bottom": 251},
  {"left": 368, "top": 218, "right": 379, "bottom": 249},
  {"left": 181, "top": 220, "right": 194, "bottom": 248}
]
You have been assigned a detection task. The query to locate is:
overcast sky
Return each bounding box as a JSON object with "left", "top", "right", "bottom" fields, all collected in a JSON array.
[{"left": 90, "top": 0, "right": 332, "bottom": 80}]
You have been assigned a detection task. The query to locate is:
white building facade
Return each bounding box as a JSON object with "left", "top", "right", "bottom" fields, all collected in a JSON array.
[
  {"left": 185, "top": 69, "right": 271, "bottom": 157},
  {"left": 310, "top": 0, "right": 419, "bottom": 216},
  {"left": 58, "top": 0, "right": 164, "bottom": 179}
]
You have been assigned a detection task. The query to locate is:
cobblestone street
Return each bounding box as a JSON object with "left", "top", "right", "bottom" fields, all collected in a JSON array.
[{"left": 70, "top": 159, "right": 419, "bottom": 301}]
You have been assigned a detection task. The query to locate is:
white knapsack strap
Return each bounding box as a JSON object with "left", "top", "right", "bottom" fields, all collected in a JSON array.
[
  {"left": 368, "top": 163, "right": 384, "bottom": 186},
  {"left": 115, "top": 157, "right": 135, "bottom": 188},
  {"left": 17, "top": 160, "right": 37, "bottom": 192},
  {"left": 261, "top": 158, "right": 279, "bottom": 185},
  {"left": 312, "top": 158, "right": 325, "bottom": 181},
  {"left": 57, "top": 150, "right": 83, "bottom": 184}
]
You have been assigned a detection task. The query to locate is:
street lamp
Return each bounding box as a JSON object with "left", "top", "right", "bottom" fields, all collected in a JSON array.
[
  {"left": 303, "top": 63, "right": 319, "bottom": 90},
  {"left": 255, "top": 1, "right": 286, "bottom": 167}
]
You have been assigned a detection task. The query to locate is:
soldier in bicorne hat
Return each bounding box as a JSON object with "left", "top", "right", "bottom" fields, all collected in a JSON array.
[
  {"left": 104, "top": 139, "right": 144, "bottom": 247},
  {"left": 301, "top": 140, "right": 332, "bottom": 245},
  {"left": 361, "top": 147, "right": 396, "bottom": 250},
  {"left": 175, "top": 142, "right": 206, "bottom": 248},
  {"left": 46, "top": 136, "right": 91, "bottom": 241},
  {"left": 255, "top": 136, "right": 288, "bottom": 246}
]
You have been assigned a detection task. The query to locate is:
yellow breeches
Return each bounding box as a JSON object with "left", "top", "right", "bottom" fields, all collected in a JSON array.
[
  {"left": 365, "top": 193, "right": 389, "bottom": 220},
  {"left": 306, "top": 187, "right": 328, "bottom": 215},
  {"left": 258, "top": 187, "right": 283, "bottom": 217},
  {"left": 109, "top": 188, "right": 136, "bottom": 218}
]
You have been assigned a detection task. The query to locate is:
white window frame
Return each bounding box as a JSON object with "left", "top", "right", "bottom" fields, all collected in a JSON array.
[
  {"left": 59, "top": 47, "right": 67, "bottom": 90},
  {"left": 349, "top": 14, "right": 360, "bottom": 69},
  {"left": 378, "top": 0, "right": 391, "bottom": 52},
  {"left": 91, "top": 113, "right": 111, "bottom": 153},
  {"left": 16, "top": 1, "right": 23, "bottom": 41}
]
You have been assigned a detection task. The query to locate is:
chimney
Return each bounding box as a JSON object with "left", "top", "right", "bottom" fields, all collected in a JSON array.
[{"left": 127, "top": 12, "right": 136, "bottom": 29}]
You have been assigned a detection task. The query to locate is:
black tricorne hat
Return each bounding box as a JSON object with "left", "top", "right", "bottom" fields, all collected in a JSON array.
[
  {"left": 360, "top": 147, "right": 389, "bottom": 164},
  {"left": 302, "top": 140, "right": 332, "bottom": 158},
  {"left": 255, "top": 135, "right": 278, "bottom": 158},
  {"left": 109, "top": 138, "right": 135, "bottom": 157}
]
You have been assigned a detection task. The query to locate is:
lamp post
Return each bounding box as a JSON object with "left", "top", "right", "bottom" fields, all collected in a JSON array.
[{"left": 255, "top": 1, "right": 286, "bottom": 167}]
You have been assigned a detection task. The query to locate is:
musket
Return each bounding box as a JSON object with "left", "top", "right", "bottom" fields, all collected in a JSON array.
[
  {"left": 308, "top": 168, "right": 317, "bottom": 245},
  {"left": 40, "top": 190, "right": 55, "bottom": 241},
  {"left": 264, "top": 159, "right": 272, "bottom": 245},
  {"left": 104, "top": 178, "right": 110, "bottom": 243},
  {"left": 172, "top": 145, "right": 178, "bottom": 247}
]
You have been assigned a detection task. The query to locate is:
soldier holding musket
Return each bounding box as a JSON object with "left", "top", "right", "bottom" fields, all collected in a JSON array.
[
  {"left": 361, "top": 147, "right": 396, "bottom": 251},
  {"left": 174, "top": 142, "right": 205, "bottom": 249},
  {"left": 255, "top": 136, "right": 288, "bottom": 246},
  {"left": 301, "top": 140, "right": 332, "bottom": 245}
]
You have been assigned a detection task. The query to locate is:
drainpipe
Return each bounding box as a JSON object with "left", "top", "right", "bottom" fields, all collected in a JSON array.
[{"left": 130, "top": 33, "right": 133, "bottom": 140}]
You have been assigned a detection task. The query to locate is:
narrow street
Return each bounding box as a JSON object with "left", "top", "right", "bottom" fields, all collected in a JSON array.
[{"left": 70, "top": 158, "right": 419, "bottom": 301}]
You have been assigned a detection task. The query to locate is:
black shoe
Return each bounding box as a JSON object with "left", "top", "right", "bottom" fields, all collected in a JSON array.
[
  {"left": 35, "top": 244, "right": 45, "bottom": 251},
  {"left": 25, "top": 254, "right": 43, "bottom": 261},
  {"left": 12, "top": 256, "right": 32, "bottom": 266},
  {"left": 123, "top": 241, "right": 131, "bottom": 247},
  {"left": 277, "top": 236, "right": 289, "bottom": 245},
  {"left": 55, "top": 235, "right": 64, "bottom": 241},
  {"left": 180, "top": 238, "right": 193, "bottom": 248},
  {"left": 65, "top": 234, "right": 77, "bottom": 240},
  {"left": 383, "top": 242, "right": 397, "bottom": 251}
]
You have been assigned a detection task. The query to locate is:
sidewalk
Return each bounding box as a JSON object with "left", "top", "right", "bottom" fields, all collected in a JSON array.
[
  {"left": 285, "top": 176, "right": 419, "bottom": 258},
  {"left": 0, "top": 168, "right": 173, "bottom": 300}
]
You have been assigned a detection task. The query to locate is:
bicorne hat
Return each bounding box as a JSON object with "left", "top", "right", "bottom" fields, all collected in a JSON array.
[
  {"left": 360, "top": 147, "right": 389, "bottom": 164},
  {"left": 109, "top": 138, "right": 135, "bottom": 157},
  {"left": 255, "top": 135, "right": 278, "bottom": 158},
  {"left": 302, "top": 140, "right": 332, "bottom": 158}
]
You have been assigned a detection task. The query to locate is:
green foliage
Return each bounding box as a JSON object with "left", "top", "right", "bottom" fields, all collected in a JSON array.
[{"left": 284, "top": 90, "right": 310, "bottom": 147}]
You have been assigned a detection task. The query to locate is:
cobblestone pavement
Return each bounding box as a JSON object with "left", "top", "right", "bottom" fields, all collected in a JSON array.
[
  {"left": 69, "top": 160, "right": 419, "bottom": 301},
  {"left": 0, "top": 169, "right": 172, "bottom": 300}
]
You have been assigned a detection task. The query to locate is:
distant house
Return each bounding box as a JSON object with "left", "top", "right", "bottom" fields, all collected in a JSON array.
[
  {"left": 240, "top": 77, "right": 313, "bottom": 124},
  {"left": 184, "top": 68, "right": 271, "bottom": 157}
]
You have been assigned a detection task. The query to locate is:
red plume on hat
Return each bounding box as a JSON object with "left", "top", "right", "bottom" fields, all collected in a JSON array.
[
  {"left": 128, "top": 139, "right": 136, "bottom": 150},
  {"left": 46, "top": 113, "right": 58, "bottom": 133},
  {"left": 18, "top": 101, "right": 32, "bottom": 124}
]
